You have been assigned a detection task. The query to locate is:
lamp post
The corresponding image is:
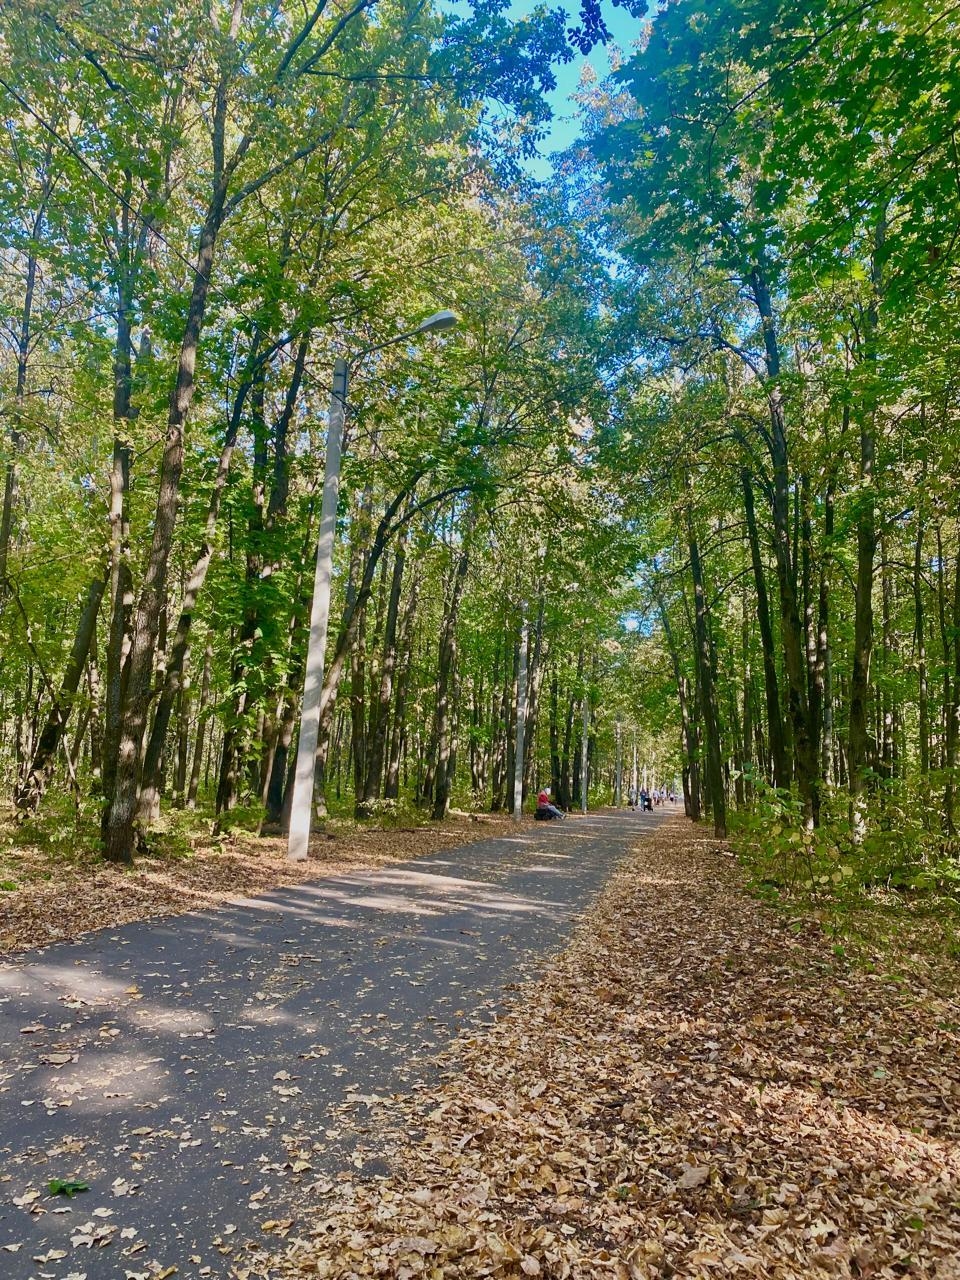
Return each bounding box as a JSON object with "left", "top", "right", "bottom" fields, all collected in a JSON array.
[
  {"left": 287, "top": 310, "right": 459, "bottom": 862},
  {"left": 580, "top": 688, "right": 589, "bottom": 814},
  {"left": 512, "top": 604, "right": 528, "bottom": 822}
]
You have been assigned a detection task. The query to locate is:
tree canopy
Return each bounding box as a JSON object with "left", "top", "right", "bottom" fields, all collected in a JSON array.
[{"left": 2, "top": 0, "right": 960, "bottom": 900}]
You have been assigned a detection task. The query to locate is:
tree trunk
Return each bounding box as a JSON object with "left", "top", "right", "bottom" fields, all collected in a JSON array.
[
  {"left": 0, "top": 161, "right": 50, "bottom": 595},
  {"left": 430, "top": 528, "right": 471, "bottom": 821},
  {"left": 848, "top": 221, "right": 885, "bottom": 830},
  {"left": 748, "top": 271, "right": 818, "bottom": 821},
  {"left": 741, "top": 469, "right": 788, "bottom": 789},
  {"left": 913, "top": 479, "right": 929, "bottom": 780},
  {"left": 656, "top": 587, "right": 702, "bottom": 821},
  {"left": 549, "top": 674, "right": 562, "bottom": 798},
  {"left": 139, "top": 353, "right": 260, "bottom": 823},
  {"left": 559, "top": 650, "right": 583, "bottom": 811},
  {"left": 15, "top": 574, "right": 106, "bottom": 814},
  {"left": 686, "top": 492, "right": 725, "bottom": 837},
  {"left": 946, "top": 533, "right": 960, "bottom": 834},
  {"left": 102, "top": 110, "right": 234, "bottom": 861},
  {"left": 819, "top": 479, "right": 835, "bottom": 787},
  {"left": 362, "top": 531, "right": 408, "bottom": 807},
  {"left": 849, "top": 406, "right": 877, "bottom": 825},
  {"left": 384, "top": 566, "right": 420, "bottom": 801},
  {"left": 187, "top": 639, "right": 213, "bottom": 808}
]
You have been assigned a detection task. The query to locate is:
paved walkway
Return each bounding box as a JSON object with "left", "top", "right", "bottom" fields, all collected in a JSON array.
[{"left": 0, "top": 808, "right": 669, "bottom": 1278}]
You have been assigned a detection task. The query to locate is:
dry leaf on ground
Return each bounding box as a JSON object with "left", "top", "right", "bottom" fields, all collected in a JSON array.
[{"left": 251, "top": 816, "right": 960, "bottom": 1279}]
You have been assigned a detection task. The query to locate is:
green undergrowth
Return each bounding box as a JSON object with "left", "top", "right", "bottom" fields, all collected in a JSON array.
[
  {"left": 0, "top": 791, "right": 214, "bottom": 884},
  {"left": 0, "top": 784, "right": 495, "bottom": 886},
  {"left": 731, "top": 782, "right": 960, "bottom": 979}
]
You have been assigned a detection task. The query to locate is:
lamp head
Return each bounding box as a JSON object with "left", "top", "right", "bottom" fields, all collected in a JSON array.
[{"left": 416, "top": 309, "right": 459, "bottom": 334}]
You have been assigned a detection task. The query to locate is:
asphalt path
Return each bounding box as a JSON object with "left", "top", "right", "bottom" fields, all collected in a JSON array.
[{"left": 0, "top": 807, "right": 671, "bottom": 1279}]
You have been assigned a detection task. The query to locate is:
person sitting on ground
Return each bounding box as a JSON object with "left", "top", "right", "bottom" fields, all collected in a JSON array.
[{"left": 535, "top": 787, "right": 566, "bottom": 820}]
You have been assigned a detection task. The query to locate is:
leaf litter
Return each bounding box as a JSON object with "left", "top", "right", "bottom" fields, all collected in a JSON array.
[
  {"left": 0, "top": 811, "right": 530, "bottom": 955},
  {"left": 251, "top": 817, "right": 960, "bottom": 1279}
]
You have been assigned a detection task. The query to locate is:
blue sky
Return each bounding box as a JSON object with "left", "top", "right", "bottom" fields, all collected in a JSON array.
[{"left": 519, "top": 1, "right": 647, "bottom": 178}]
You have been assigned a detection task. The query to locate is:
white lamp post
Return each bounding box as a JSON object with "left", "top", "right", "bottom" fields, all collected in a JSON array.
[
  {"left": 287, "top": 310, "right": 459, "bottom": 862},
  {"left": 581, "top": 690, "right": 589, "bottom": 813},
  {"left": 512, "top": 604, "right": 528, "bottom": 822}
]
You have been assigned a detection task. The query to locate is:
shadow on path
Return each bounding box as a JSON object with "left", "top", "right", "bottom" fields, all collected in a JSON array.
[{"left": 0, "top": 807, "right": 672, "bottom": 1277}]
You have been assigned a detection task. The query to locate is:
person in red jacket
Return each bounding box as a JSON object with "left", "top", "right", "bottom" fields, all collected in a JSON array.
[{"left": 535, "top": 788, "right": 566, "bottom": 820}]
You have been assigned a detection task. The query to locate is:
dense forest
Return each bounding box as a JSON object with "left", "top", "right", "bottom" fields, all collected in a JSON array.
[
  {"left": 583, "top": 0, "right": 960, "bottom": 893},
  {"left": 2, "top": 0, "right": 959, "bottom": 893},
  {"left": 0, "top": 0, "right": 668, "bottom": 868}
]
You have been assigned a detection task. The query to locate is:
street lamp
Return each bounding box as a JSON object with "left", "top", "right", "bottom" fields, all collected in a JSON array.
[
  {"left": 581, "top": 689, "right": 589, "bottom": 813},
  {"left": 287, "top": 311, "right": 459, "bottom": 861},
  {"left": 512, "top": 603, "right": 528, "bottom": 822}
]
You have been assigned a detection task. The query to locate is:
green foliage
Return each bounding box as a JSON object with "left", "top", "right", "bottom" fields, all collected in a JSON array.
[
  {"left": 735, "top": 782, "right": 960, "bottom": 905},
  {"left": 48, "top": 1179, "right": 89, "bottom": 1198}
]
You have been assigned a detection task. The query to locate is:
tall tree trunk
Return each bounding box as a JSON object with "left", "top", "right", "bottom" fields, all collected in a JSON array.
[
  {"left": 489, "top": 631, "right": 510, "bottom": 811},
  {"left": 819, "top": 479, "right": 835, "bottom": 786},
  {"left": 549, "top": 673, "right": 562, "bottom": 799},
  {"left": 880, "top": 538, "right": 896, "bottom": 780},
  {"left": 431, "top": 528, "right": 472, "bottom": 821},
  {"left": 187, "top": 639, "right": 213, "bottom": 808},
  {"left": 913, "top": 460, "right": 929, "bottom": 781},
  {"left": 559, "top": 650, "right": 583, "bottom": 811},
  {"left": 849, "top": 407, "right": 877, "bottom": 825},
  {"left": 656, "top": 589, "right": 702, "bottom": 821},
  {"left": 15, "top": 574, "right": 106, "bottom": 814},
  {"left": 946, "top": 531, "right": 960, "bottom": 835},
  {"left": 686, "top": 492, "right": 725, "bottom": 837},
  {"left": 101, "top": 192, "right": 145, "bottom": 813},
  {"left": 936, "top": 524, "right": 950, "bottom": 777},
  {"left": 173, "top": 657, "right": 191, "bottom": 808},
  {"left": 847, "top": 220, "right": 885, "bottom": 831},
  {"left": 362, "top": 529, "right": 408, "bottom": 807},
  {"left": 349, "top": 594, "right": 369, "bottom": 817},
  {"left": 741, "top": 469, "right": 788, "bottom": 789},
  {"left": 384, "top": 565, "right": 420, "bottom": 801},
  {"left": 801, "top": 472, "right": 823, "bottom": 771},
  {"left": 102, "top": 67, "right": 236, "bottom": 861},
  {"left": 741, "top": 589, "right": 754, "bottom": 800},
  {"left": 217, "top": 370, "right": 270, "bottom": 816},
  {"left": 0, "top": 157, "right": 51, "bottom": 595},
  {"left": 140, "top": 349, "right": 262, "bottom": 823},
  {"left": 748, "top": 270, "right": 818, "bottom": 821}
]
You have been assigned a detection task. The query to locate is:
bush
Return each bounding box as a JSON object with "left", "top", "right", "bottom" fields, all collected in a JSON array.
[{"left": 732, "top": 779, "right": 957, "bottom": 902}]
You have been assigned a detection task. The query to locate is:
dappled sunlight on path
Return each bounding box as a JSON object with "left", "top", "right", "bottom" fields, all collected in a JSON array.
[
  {"left": 0, "top": 808, "right": 667, "bottom": 1276},
  {"left": 274, "top": 816, "right": 960, "bottom": 1279}
]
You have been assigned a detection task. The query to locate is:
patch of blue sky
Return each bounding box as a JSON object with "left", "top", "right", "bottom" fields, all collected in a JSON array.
[
  {"left": 437, "top": 0, "right": 648, "bottom": 178},
  {"left": 515, "top": 0, "right": 647, "bottom": 179}
]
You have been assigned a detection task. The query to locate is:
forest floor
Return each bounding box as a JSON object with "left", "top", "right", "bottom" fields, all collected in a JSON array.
[
  {"left": 0, "top": 807, "right": 646, "bottom": 1278},
  {"left": 0, "top": 807, "right": 533, "bottom": 954},
  {"left": 267, "top": 815, "right": 960, "bottom": 1280}
]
